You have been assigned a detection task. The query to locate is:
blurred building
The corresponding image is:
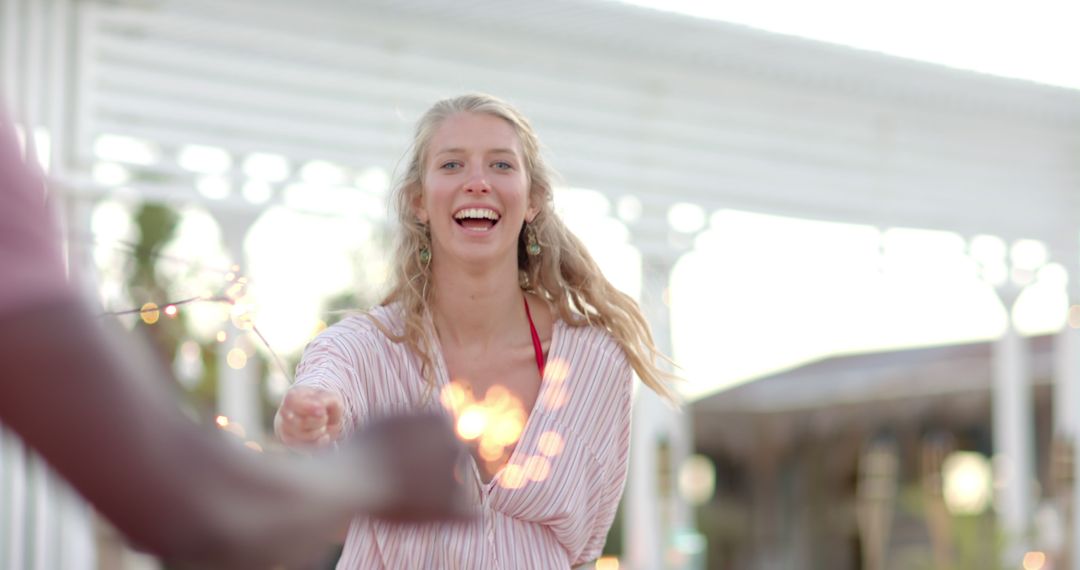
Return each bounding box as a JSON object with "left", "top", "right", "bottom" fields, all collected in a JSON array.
[{"left": 693, "top": 335, "right": 1063, "bottom": 569}]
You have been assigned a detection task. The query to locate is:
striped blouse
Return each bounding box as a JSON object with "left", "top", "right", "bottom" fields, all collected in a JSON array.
[{"left": 294, "top": 304, "right": 633, "bottom": 569}]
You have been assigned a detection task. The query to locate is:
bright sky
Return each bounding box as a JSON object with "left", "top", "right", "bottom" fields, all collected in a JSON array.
[
  {"left": 670, "top": 211, "right": 1066, "bottom": 400},
  {"left": 614, "top": 0, "right": 1080, "bottom": 91}
]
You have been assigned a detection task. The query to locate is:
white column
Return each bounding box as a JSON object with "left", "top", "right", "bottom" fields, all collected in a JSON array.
[
  {"left": 993, "top": 284, "right": 1035, "bottom": 565},
  {"left": 627, "top": 389, "right": 667, "bottom": 570},
  {"left": 3, "top": 430, "right": 27, "bottom": 570},
  {"left": 1, "top": 0, "right": 21, "bottom": 107},
  {"left": 1057, "top": 312, "right": 1079, "bottom": 438},
  {"left": 214, "top": 211, "right": 264, "bottom": 441},
  {"left": 625, "top": 243, "right": 696, "bottom": 570},
  {"left": 1054, "top": 250, "right": 1080, "bottom": 439},
  {"left": 1060, "top": 257, "right": 1080, "bottom": 570}
]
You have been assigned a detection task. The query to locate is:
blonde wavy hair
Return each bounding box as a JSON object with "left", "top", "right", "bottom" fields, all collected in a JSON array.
[{"left": 374, "top": 93, "right": 677, "bottom": 403}]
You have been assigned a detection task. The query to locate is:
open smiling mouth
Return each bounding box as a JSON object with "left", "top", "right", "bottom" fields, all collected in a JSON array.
[{"left": 453, "top": 208, "right": 501, "bottom": 231}]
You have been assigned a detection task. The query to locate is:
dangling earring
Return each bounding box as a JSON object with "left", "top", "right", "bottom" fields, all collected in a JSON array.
[
  {"left": 525, "top": 222, "right": 541, "bottom": 256},
  {"left": 418, "top": 225, "right": 432, "bottom": 265}
]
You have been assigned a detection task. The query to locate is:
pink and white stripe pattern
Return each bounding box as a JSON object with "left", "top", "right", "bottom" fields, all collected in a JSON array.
[{"left": 294, "top": 304, "right": 633, "bottom": 569}]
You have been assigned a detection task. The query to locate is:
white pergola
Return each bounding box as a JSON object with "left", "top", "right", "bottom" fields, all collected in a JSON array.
[{"left": 3, "top": 0, "right": 1079, "bottom": 568}]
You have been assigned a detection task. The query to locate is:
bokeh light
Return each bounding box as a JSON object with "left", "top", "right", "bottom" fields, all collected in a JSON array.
[
  {"left": 139, "top": 302, "right": 160, "bottom": 325},
  {"left": 456, "top": 406, "right": 488, "bottom": 441},
  {"left": 1023, "top": 551, "right": 1047, "bottom": 570},
  {"left": 446, "top": 383, "right": 529, "bottom": 466},
  {"left": 226, "top": 348, "right": 248, "bottom": 370},
  {"left": 92, "top": 162, "right": 131, "bottom": 186},
  {"left": 942, "top": 451, "right": 993, "bottom": 515},
  {"left": 1069, "top": 305, "right": 1080, "bottom": 329},
  {"left": 229, "top": 296, "right": 256, "bottom": 330},
  {"left": 541, "top": 385, "right": 569, "bottom": 410},
  {"left": 678, "top": 454, "right": 716, "bottom": 506},
  {"left": 537, "top": 431, "right": 565, "bottom": 457},
  {"left": 499, "top": 464, "right": 526, "bottom": 490},
  {"left": 243, "top": 152, "right": 290, "bottom": 182},
  {"left": 523, "top": 455, "right": 551, "bottom": 482},
  {"left": 440, "top": 382, "right": 468, "bottom": 412},
  {"left": 545, "top": 358, "right": 570, "bottom": 383},
  {"left": 178, "top": 144, "right": 231, "bottom": 174},
  {"left": 93, "top": 134, "right": 159, "bottom": 165},
  {"left": 596, "top": 556, "right": 620, "bottom": 570}
]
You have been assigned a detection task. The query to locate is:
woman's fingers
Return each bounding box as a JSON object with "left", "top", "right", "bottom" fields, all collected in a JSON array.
[{"left": 276, "top": 387, "right": 344, "bottom": 447}]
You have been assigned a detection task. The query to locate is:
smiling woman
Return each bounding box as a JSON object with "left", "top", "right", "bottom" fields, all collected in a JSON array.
[{"left": 275, "top": 93, "right": 677, "bottom": 569}]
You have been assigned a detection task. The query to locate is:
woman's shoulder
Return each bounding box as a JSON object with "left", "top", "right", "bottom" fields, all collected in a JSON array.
[
  {"left": 558, "top": 320, "right": 626, "bottom": 363},
  {"left": 307, "top": 303, "right": 405, "bottom": 351}
]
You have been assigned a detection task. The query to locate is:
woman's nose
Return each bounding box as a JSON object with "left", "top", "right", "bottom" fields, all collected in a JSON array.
[{"left": 463, "top": 173, "right": 490, "bottom": 194}]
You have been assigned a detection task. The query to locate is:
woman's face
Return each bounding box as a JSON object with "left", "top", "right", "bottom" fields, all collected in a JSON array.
[{"left": 417, "top": 112, "right": 536, "bottom": 268}]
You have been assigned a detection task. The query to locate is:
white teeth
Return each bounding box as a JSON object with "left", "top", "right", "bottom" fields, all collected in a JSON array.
[{"left": 453, "top": 208, "right": 500, "bottom": 221}]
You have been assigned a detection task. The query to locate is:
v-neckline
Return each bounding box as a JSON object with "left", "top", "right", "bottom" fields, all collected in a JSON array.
[{"left": 427, "top": 313, "right": 563, "bottom": 491}]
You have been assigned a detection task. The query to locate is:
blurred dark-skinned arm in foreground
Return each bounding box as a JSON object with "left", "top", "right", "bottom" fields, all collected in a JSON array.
[{"left": 0, "top": 112, "right": 467, "bottom": 569}]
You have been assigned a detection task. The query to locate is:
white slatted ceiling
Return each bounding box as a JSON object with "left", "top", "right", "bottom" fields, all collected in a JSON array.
[{"left": 73, "top": 0, "right": 1080, "bottom": 253}]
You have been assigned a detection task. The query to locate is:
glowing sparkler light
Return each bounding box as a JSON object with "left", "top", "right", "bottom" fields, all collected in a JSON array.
[
  {"left": 486, "top": 410, "right": 526, "bottom": 446},
  {"left": 244, "top": 441, "right": 264, "bottom": 453},
  {"left": 485, "top": 385, "right": 512, "bottom": 409},
  {"left": 215, "top": 415, "right": 230, "bottom": 428},
  {"left": 456, "top": 405, "right": 489, "bottom": 441},
  {"left": 440, "top": 382, "right": 468, "bottom": 412},
  {"left": 451, "top": 383, "right": 530, "bottom": 460},
  {"left": 479, "top": 439, "right": 505, "bottom": 462},
  {"left": 537, "top": 431, "right": 565, "bottom": 457},
  {"left": 164, "top": 304, "right": 178, "bottom": 318},
  {"left": 139, "top": 302, "right": 160, "bottom": 325}
]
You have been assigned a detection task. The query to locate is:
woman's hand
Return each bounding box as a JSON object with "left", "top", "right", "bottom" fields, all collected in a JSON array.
[{"left": 274, "top": 386, "right": 344, "bottom": 448}]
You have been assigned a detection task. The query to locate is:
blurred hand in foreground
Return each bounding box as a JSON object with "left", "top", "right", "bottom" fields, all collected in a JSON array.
[
  {"left": 275, "top": 386, "right": 344, "bottom": 448},
  {"left": 346, "top": 412, "right": 472, "bottom": 522}
]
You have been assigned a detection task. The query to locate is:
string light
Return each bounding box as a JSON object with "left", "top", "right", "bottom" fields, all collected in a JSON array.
[
  {"left": 97, "top": 267, "right": 293, "bottom": 384},
  {"left": 139, "top": 302, "right": 160, "bottom": 325}
]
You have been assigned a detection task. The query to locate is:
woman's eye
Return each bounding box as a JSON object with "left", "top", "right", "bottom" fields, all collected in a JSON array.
[
  {"left": 440, "top": 161, "right": 462, "bottom": 170},
  {"left": 492, "top": 161, "right": 513, "bottom": 170}
]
